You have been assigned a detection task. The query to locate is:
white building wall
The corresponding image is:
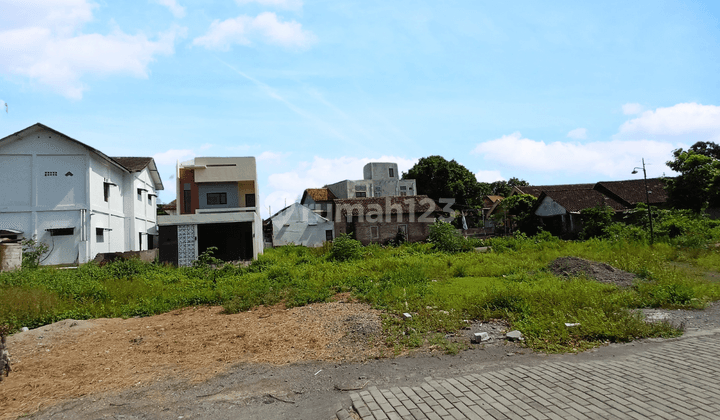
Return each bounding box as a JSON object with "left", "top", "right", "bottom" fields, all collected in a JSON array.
[
  {"left": 271, "top": 203, "right": 334, "bottom": 248},
  {"left": 0, "top": 125, "right": 162, "bottom": 265}
]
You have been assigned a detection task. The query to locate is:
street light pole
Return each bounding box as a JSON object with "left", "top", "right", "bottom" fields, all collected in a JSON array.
[{"left": 632, "top": 158, "right": 654, "bottom": 245}]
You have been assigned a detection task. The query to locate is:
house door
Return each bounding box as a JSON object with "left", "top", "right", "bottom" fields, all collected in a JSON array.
[{"left": 177, "top": 224, "right": 197, "bottom": 267}]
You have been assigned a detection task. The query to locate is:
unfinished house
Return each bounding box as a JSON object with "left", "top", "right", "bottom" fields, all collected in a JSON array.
[
  {"left": 533, "top": 188, "right": 626, "bottom": 238},
  {"left": 325, "top": 162, "right": 417, "bottom": 199},
  {"left": 158, "top": 157, "right": 262, "bottom": 266},
  {"left": 267, "top": 203, "right": 334, "bottom": 247},
  {"left": 0, "top": 123, "right": 163, "bottom": 265},
  {"left": 334, "top": 195, "right": 439, "bottom": 245}
]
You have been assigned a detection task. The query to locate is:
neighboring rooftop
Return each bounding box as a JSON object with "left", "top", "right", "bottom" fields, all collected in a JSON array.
[
  {"left": 594, "top": 178, "right": 668, "bottom": 206},
  {"left": 302, "top": 188, "right": 337, "bottom": 203},
  {"left": 538, "top": 189, "right": 627, "bottom": 213},
  {"left": 112, "top": 157, "right": 154, "bottom": 172}
]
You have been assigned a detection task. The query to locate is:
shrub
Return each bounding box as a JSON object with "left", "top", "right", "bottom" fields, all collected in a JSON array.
[
  {"left": 329, "top": 234, "right": 363, "bottom": 261},
  {"left": 20, "top": 237, "right": 49, "bottom": 268},
  {"left": 579, "top": 205, "right": 614, "bottom": 239},
  {"left": 428, "top": 220, "right": 472, "bottom": 253}
]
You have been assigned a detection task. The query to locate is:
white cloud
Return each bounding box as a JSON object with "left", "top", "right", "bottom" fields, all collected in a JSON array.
[
  {"left": 257, "top": 151, "right": 290, "bottom": 162},
  {"left": 475, "top": 170, "right": 505, "bottom": 183},
  {"left": 618, "top": 102, "right": 720, "bottom": 142},
  {"left": 262, "top": 155, "right": 417, "bottom": 218},
  {"left": 155, "top": 0, "right": 186, "bottom": 18},
  {"left": 235, "top": 0, "right": 303, "bottom": 10},
  {"left": 472, "top": 132, "right": 676, "bottom": 179},
  {"left": 152, "top": 148, "right": 195, "bottom": 165},
  {"left": 192, "top": 12, "right": 316, "bottom": 50},
  {"left": 0, "top": 0, "right": 184, "bottom": 99},
  {"left": 622, "top": 103, "right": 644, "bottom": 115},
  {"left": 566, "top": 128, "right": 587, "bottom": 140}
]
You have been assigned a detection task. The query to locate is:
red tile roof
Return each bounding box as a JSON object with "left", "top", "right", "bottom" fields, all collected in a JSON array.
[
  {"left": 539, "top": 189, "right": 627, "bottom": 213},
  {"left": 594, "top": 178, "right": 668, "bottom": 206}
]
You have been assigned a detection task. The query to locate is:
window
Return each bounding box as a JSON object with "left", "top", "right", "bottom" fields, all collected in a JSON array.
[
  {"left": 47, "top": 228, "right": 74, "bottom": 236},
  {"left": 44, "top": 171, "right": 57, "bottom": 177},
  {"left": 326, "top": 230, "right": 333, "bottom": 241},
  {"left": 400, "top": 192, "right": 407, "bottom": 196},
  {"left": 370, "top": 226, "right": 379, "bottom": 239},
  {"left": 148, "top": 194, "right": 154, "bottom": 205},
  {"left": 183, "top": 190, "right": 191, "bottom": 214},
  {"left": 398, "top": 224, "right": 408, "bottom": 237},
  {"left": 245, "top": 193, "right": 256, "bottom": 207},
  {"left": 104, "top": 183, "right": 110, "bottom": 202},
  {"left": 389, "top": 168, "right": 394, "bottom": 177},
  {"left": 355, "top": 192, "right": 366, "bottom": 198},
  {"left": 139, "top": 233, "right": 143, "bottom": 250},
  {"left": 400, "top": 185, "right": 407, "bottom": 191},
  {"left": 207, "top": 192, "right": 227, "bottom": 205},
  {"left": 96, "top": 228, "right": 104, "bottom": 243}
]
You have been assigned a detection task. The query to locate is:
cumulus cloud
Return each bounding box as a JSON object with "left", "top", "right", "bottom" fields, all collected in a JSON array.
[
  {"left": 0, "top": 0, "right": 184, "bottom": 99},
  {"left": 622, "top": 103, "right": 644, "bottom": 115},
  {"left": 475, "top": 170, "right": 505, "bottom": 183},
  {"left": 235, "top": 0, "right": 303, "bottom": 10},
  {"left": 155, "top": 0, "right": 185, "bottom": 18},
  {"left": 193, "top": 12, "right": 315, "bottom": 50},
  {"left": 618, "top": 103, "right": 720, "bottom": 142},
  {"left": 566, "top": 128, "right": 587, "bottom": 140},
  {"left": 472, "top": 132, "right": 675, "bottom": 179},
  {"left": 152, "top": 148, "right": 195, "bottom": 166},
  {"left": 262, "top": 155, "right": 417, "bottom": 218}
]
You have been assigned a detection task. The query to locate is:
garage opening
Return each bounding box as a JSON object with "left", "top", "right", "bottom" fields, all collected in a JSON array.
[{"left": 198, "top": 222, "right": 253, "bottom": 261}]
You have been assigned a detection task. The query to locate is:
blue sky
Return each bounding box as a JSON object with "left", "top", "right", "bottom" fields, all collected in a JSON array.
[{"left": 1, "top": 0, "right": 719, "bottom": 217}]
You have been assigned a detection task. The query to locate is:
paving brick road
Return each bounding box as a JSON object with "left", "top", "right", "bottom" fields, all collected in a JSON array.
[{"left": 347, "top": 329, "right": 720, "bottom": 420}]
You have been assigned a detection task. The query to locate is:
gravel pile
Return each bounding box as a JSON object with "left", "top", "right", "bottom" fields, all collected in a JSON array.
[{"left": 549, "top": 256, "right": 636, "bottom": 288}]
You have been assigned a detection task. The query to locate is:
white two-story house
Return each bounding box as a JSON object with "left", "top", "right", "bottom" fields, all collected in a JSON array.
[{"left": 0, "top": 123, "right": 163, "bottom": 265}]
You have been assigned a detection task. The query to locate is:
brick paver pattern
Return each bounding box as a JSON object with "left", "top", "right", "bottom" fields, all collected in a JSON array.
[{"left": 349, "top": 331, "right": 720, "bottom": 419}]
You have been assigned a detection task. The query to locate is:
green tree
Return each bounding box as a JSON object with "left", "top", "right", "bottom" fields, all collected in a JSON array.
[
  {"left": 579, "top": 205, "right": 614, "bottom": 239},
  {"left": 403, "top": 156, "right": 486, "bottom": 207},
  {"left": 484, "top": 177, "right": 530, "bottom": 197},
  {"left": 665, "top": 141, "right": 720, "bottom": 212},
  {"left": 493, "top": 194, "right": 538, "bottom": 234}
]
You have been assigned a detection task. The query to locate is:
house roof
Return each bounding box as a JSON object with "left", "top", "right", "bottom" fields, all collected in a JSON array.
[
  {"left": 0, "top": 123, "right": 164, "bottom": 190},
  {"left": 334, "top": 195, "right": 440, "bottom": 215},
  {"left": 514, "top": 183, "right": 596, "bottom": 198},
  {"left": 301, "top": 188, "right": 337, "bottom": 203},
  {"left": 538, "top": 189, "right": 627, "bottom": 213},
  {"left": 267, "top": 202, "right": 332, "bottom": 223},
  {"left": 163, "top": 199, "right": 177, "bottom": 210},
  {"left": 594, "top": 178, "right": 667, "bottom": 206},
  {"left": 112, "top": 157, "right": 153, "bottom": 172},
  {"left": 113, "top": 156, "right": 164, "bottom": 191}
]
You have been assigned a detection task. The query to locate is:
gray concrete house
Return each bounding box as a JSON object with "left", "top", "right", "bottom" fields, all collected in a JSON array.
[
  {"left": 267, "top": 203, "right": 334, "bottom": 248},
  {"left": 325, "top": 162, "right": 417, "bottom": 199}
]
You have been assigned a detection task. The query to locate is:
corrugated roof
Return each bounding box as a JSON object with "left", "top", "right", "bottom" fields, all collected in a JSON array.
[
  {"left": 540, "top": 189, "right": 627, "bottom": 213},
  {"left": 334, "top": 195, "right": 440, "bottom": 215},
  {"left": 594, "top": 178, "right": 668, "bottom": 206},
  {"left": 112, "top": 157, "right": 154, "bottom": 172}
]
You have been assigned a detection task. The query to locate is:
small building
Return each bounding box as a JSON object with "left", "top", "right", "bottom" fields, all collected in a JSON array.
[
  {"left": 0, "top": 123, "right": 163, "bottom": 265},
  {"left": 266, "top": 203, "right": 334, "bottom": 248},
  {"left": 325, "top": 162, "right": 417, "bottom": 199},
  {"left": 333, "top": 195, "right": 439, "bottom": 245},
  {"left": 300, "top": 188, "right": 337, "bottom": 219},
  {"left": 533, "top": 188, "right": 626, "bottom": 238},
  {"left": 158, "top": 157, "right": 262, "bottom": 266}
]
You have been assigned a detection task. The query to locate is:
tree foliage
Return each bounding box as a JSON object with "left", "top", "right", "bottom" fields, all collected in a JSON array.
[
  {"left": 666, "top": 141, "right": 720, "bottom": 212},
  {"left": 493, "top": 194, "right": 538, "bottom": 235},
  {"left": 403, "top": 156, "right": 485, "bottom": 207},
  {"left": 483, "top": 177, "right": 530, "bottom": 197},
  {"left": 579, "top": 205, "right": 615, "bottom": 239}
]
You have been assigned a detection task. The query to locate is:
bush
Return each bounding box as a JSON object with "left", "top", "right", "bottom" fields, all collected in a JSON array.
[
  {"left": 428, "top": 220, "right": 473, "bottom": 253},
  {"left": 20, "top": 237, "right": 49, "bottom": 268},
  {"left": 579, "top": 205, "right": 614, "bottom": 239},
  {"left": 329, "top": 234, "right": 363, "bottom": 261}
]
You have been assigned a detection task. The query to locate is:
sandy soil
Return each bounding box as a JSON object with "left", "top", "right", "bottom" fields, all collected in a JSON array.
[{"left": 0, "top": 296, "right": 384, "bottom": 420}]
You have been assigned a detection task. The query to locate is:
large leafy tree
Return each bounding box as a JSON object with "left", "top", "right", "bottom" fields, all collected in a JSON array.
[
  {"left": 666, "top": 141, "right": 720, "bottom": 212},
  {"left": 403, "top": 156, "right": 487, "bottom": 207}
]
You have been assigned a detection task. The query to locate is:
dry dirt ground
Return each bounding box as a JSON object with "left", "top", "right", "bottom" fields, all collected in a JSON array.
[{"left": 3, "top": 259, "right": 720, "bottom": 420}]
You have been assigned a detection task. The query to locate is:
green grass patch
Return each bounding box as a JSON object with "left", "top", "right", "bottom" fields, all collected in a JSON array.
[{"left": 2, "top": 236, "right": 720, "bottom": 354}]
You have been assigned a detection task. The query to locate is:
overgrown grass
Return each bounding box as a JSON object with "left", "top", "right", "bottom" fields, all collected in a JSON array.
[{"left": 2, "top": 236, "right": 720, "bottom": 353}]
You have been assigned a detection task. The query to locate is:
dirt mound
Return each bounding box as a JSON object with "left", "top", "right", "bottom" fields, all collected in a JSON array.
[
  {"left": 548, "top": 256, "right": 636, "bottom": 288},
  {"left": 0, "top": 298, "right": 383, "bottom": 420}
]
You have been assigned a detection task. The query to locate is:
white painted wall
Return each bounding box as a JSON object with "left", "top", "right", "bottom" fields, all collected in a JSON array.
[
  {"left": 0, "top": 125, "right": 161, "bottom": 265},
  {"left": 535, "top": 196, "right": 567, "bottom": 217},
  {"left": 270, "top": 203, "right": 334, "bottom": 247}
]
